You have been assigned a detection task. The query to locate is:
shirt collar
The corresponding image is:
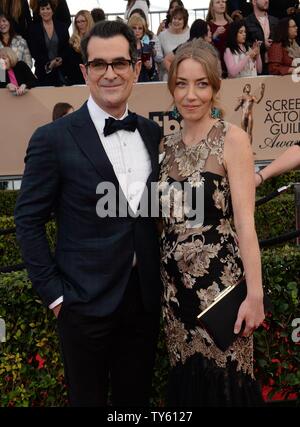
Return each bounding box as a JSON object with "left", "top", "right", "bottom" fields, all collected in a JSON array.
[
  {"left": 87, "top": 95, "right": 129, "bottom": 134},
  {"left": 256, "top": 12, "right": 268, "bottom": 21}
]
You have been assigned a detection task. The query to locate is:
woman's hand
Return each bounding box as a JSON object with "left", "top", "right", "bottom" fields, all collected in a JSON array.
[
  {"left": 247, "top": 49, "right": 256, "bottom": 60},
  {"left": 251, "top": 41, "right": 260, "bottom": 57},
  {"left": 7, "top": 83, "right": 17, "bottom": 92},
  {"left": 49, "top": 57, "right": 63, "bottom": 70},
  {"left": 234, "top": 294, "right": 265, "bottom": 337},
  {"left": 16, "top": 84, "right": 27, "bottom": 96},
  {"left": 213, "top": 26, "right": 225, "bottom": 39},
  {"left": 144, "top": 58, "right": 153, "bottom": 69},
  {"left": 248, "top": 46, "right": 259, "bottom": 60},
  {"left": 55, "top": 57, "right": 63, "bottom": 66}
]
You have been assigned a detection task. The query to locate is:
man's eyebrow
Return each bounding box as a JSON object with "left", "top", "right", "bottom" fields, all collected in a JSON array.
[
  {"left": 88, "top": 56, "right": 131, "bottom": 62},
  {"left": 176, "top": 77, "right": 208, "bottom": 81}
]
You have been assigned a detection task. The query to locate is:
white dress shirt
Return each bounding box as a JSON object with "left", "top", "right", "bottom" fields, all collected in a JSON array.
[{"left": 49, "top": 96, "right": 151, "bottom": 309}]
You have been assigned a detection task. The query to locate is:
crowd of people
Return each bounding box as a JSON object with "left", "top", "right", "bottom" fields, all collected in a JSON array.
[
  {"left": 3, "top": 0, "right": 300, "bottom": 409},
  {"left": 1, "top": 0, "right": 300, "bottom": 94}
]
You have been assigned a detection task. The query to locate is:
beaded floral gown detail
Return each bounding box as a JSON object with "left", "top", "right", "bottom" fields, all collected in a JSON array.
[{"left": 159, "top": 120, "right": 263, "bottom": 406}]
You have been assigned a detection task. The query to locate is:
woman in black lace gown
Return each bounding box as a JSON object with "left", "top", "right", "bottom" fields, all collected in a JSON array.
[{"left": 159, "top": 39, "right": 265, "bottom": 406}]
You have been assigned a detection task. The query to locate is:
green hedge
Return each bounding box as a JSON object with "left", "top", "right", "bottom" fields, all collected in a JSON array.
[
  {"left": 0, "top": 216, "right": 22, "bottom": 269},
  {"left": 0, "top": 169, "right": 299, "bottom": 216},
  {"left": 0, "top": 245, "right": 299, "bottom": 406},
  {"left": 255, "top": 245, "right": 300, "bottom": 401},
  {"left": 0, "top": 193, "right": 296, "bottom": 270},
  {"left": 256, "top": 170, "right": 300, "bottom": 199},
  {"left": 0, "top": 270, "right": 66, "bottom": 407},
  {"left": 0, "top": 190, "right": 19, "bottom": 217},
  {"left": 255, "top": 194, "right": 296, "bottom": 240},
  {"left": 0, "top": 217, "right": 56, "bottom": 270}
]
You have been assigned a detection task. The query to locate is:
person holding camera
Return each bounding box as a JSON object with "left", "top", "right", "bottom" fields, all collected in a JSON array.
[{"left": 128, "top": 14, "right": 159, "bottom": 81}]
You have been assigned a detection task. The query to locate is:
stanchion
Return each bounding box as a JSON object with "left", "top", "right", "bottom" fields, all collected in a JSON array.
[{"left": 294, "top": 183, "right": 300, "bottom": 246}]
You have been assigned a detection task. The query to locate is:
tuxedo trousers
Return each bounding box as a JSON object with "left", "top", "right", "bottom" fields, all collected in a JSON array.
[{"left": 57, "top": 267, "right": 160, "bottom": 407}]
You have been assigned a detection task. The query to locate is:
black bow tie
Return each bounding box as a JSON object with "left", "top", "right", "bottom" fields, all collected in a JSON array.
[{"left": 103, "top": 113, "right": 138, "bottom": 137}]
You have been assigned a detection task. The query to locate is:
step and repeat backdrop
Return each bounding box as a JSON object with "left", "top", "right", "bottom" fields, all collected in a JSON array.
[{"left": 1, "top": 75, "right": 300, "bottom": 176}]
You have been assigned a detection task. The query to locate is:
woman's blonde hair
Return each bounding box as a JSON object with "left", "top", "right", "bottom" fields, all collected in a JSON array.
[
  {"left": 168, "top": 39, "right": 224, "bottom": 117},
  {"left": 206, "top": 0, "right": 232, "bottom": 24},
  {"left": 69, "top": 10, "right": 94, "bottom": 53},
  {"left": 0, "top": 46, "right": 18, "bottom": 67},
  {"left": 127, "top": 15, "right": 147, "bottom": 37}
]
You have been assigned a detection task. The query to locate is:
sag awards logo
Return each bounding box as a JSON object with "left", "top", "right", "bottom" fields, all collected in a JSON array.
[
  {"left": 291, "top": 57, "right": 300, "bottom": 83},
  {"left": 255, "top": 74, "right": 300, "bottom": 150},
  {"left": 149, "top": 111, "right": 181, "bottom": 135}
]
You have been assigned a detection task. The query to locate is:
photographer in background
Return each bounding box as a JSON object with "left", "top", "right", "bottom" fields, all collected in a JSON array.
[{"left": 128, "top": 14, "right": 159, "bottom": 82}]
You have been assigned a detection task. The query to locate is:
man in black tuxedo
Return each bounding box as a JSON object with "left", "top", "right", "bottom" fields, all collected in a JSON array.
[{"left": 14, "top": 20, "right": 162, "bottom": 406}]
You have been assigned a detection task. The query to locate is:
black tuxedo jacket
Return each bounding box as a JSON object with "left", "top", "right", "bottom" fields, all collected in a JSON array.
[{"left": 15, "top": 103, "right": 162, "bottom": 316}]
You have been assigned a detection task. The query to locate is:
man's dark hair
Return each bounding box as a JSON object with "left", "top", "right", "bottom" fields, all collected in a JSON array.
[
  {"left": 81, "top": 20, "right": 138, "bottom": 64},
  {"left": 91, "top": 8, "right": 106, "bottom": 23}
]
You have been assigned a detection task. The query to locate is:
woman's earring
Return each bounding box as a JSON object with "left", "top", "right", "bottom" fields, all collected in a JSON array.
[
  {"left": 211, "top": 107, "right": 221, "bottom": 119},
  {"left": 171, "top": 105, "right": 181, "bottom": 120}
]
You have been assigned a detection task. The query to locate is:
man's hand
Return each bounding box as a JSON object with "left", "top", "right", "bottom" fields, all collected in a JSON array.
[
  {"left": 52, "top": 303, "right": 62, "bottom": 318},
  {"left": 265, "top": 38, "right": 273, "bottom": 49}
]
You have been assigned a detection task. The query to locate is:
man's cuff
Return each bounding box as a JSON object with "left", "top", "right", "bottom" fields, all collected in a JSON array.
[{"left": 49, "top": 296, "right": 63, "bottom": 309}]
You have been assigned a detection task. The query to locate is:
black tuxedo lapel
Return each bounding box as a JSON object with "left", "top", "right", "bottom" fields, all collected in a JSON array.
[
  {"left": 69, "top": 103, "right": 120, "bottom": 189},
  {"left": 136, "top": 116, "right": 159, "bottom": 184}
]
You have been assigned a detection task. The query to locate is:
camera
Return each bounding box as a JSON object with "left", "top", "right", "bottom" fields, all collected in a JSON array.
[{"left": 141, "top": 43, "right": 153, "bottom": 63}]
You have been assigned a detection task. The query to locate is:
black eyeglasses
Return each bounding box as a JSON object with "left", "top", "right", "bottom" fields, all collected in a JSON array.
[{"left": 85, "top": 59, "right": 134, "bottom": 75}]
